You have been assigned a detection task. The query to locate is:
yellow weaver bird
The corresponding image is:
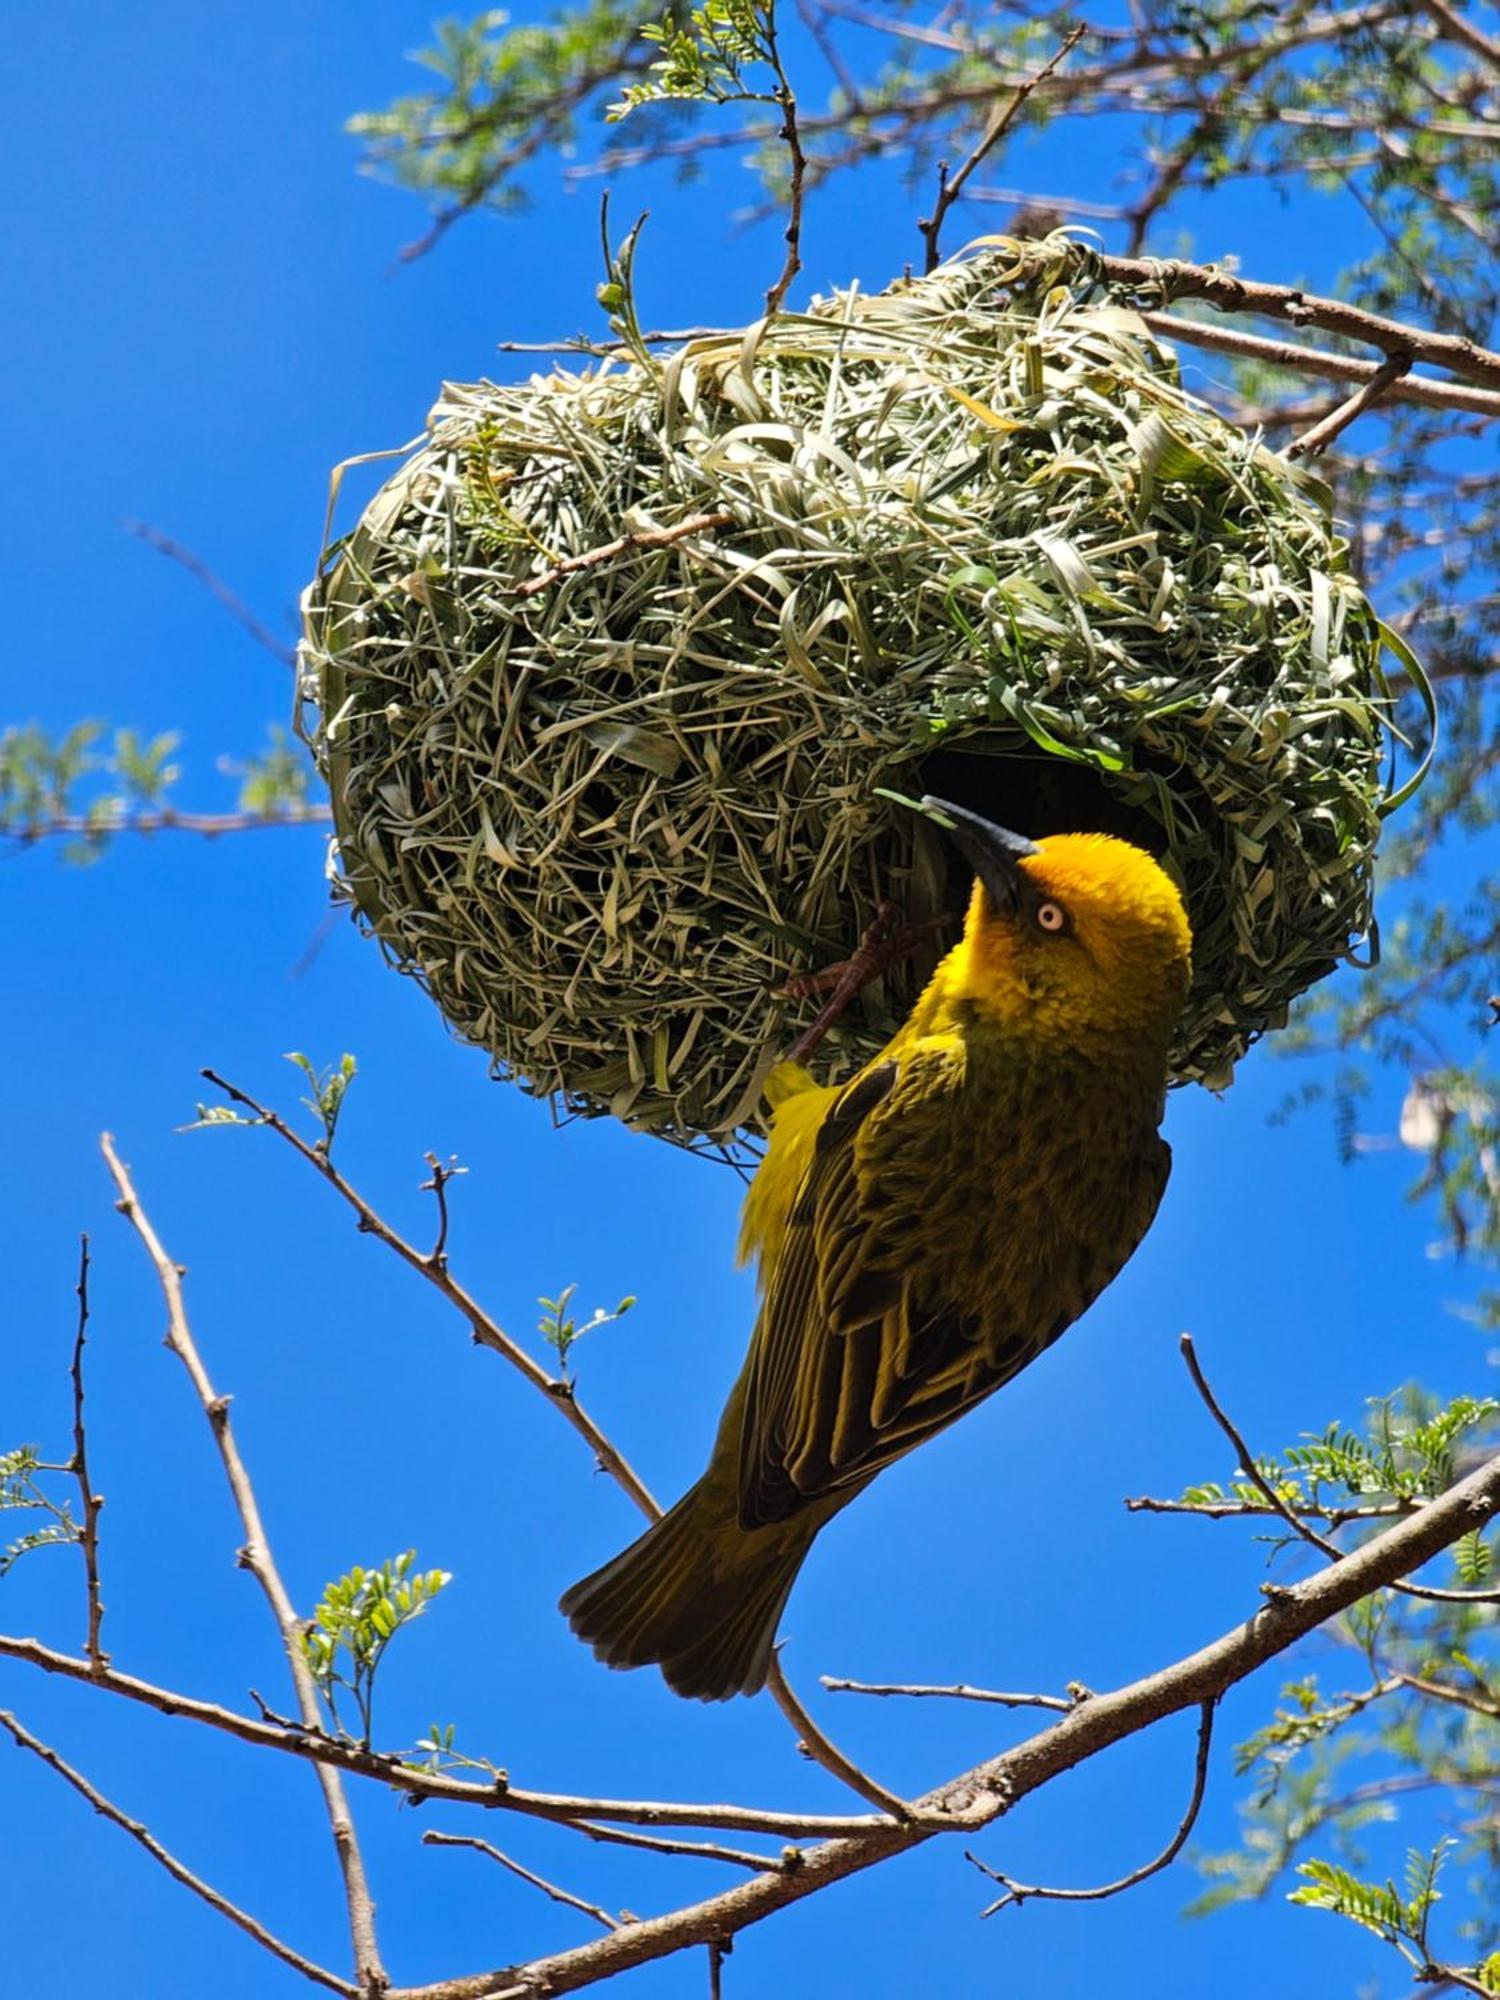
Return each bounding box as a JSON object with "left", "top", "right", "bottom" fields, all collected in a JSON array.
[{"left": 561, "top": 799, "right": 1192, "bottom": 1700}]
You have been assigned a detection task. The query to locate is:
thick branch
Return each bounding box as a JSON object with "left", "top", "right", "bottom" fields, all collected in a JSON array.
[
  {"left": 392, "top": 1441, "right": 1500, "bottom": 1997},
  {"left": 1076, "top": 249, "right": 1500, "bottom": 391},
  {"left": 100, "top": 1135, "right": 388, "bottom": 1993}
]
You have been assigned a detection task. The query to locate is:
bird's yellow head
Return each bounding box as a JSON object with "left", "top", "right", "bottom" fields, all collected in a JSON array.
[{"left": 922, "top": 798, "right": 1193, "bottom": 1053}]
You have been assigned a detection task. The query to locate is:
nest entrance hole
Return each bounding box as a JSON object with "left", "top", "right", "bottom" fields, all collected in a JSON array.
[{"left": 915, "top": 742, "right": 1167, "bottom": 916}]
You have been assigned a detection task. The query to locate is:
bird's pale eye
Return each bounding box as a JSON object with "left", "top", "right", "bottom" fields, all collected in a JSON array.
[{"left": 1035, "top": 900, "right": 1067, "bottom": 934}]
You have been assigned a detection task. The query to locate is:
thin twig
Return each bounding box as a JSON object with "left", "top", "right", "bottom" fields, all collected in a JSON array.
[
  {"left": 1140, "top": 311, "right": 1500, "bottom": 419},
  {"left": 918, "top": 28, "right": 1085, "bottom": 272},
  {"left": 124, "top": 520, "right": 297, "bottom": 668},
  {"left": 764, "top": 1658, "right": 917, "bottom": 1821},
  {"left": 0, "top": 1631, "right": 893, "bottom": 1838},
  {"left": 760, "top": 6, "right": 806, "bottom": 316},
  {"left": 1124, "top": 1494, "right": 1415, "bottom": 1524},
  {"left": 67, "top": 1235, "right": 107, "bottom": 1671},
  {"left": 822, "top": 1677, "right": 1074, "bottom": 1713},
  {"left": 423, "top": 1833, "right": 619, "bottom": 1931},
  {"left": 0, "top": 1709, "right": 359, "bottom": 1997},
  {"left": 217, "top": 1070, "right": 900, "bottom": 1810},
  {"left": 100, "top": 1135, "right": 389, "bottom": 1994},
  {"left": 507, "top": 513, "right": 734, "bottom": 600},
  {"left": 568, "top": 1822, "right": 784, "bottom": 1873},
  {"left": 1286, "top": 350, "right": 1415, "bottom": 458},
  {"left": 421, "top": 1154, "right": 463, "bottom": 1270},
  {"left": 197, "top": 1069, "right": 660, "bottom": 1519},
  {"left": 1394, "top": 1672, "right": 1500, "bottom": 1721},
  {"left": 966, "top": 1700, "right": 1216, "bottom": 1913},
  {"left": 1177, "top": 1333, "right": 1500, "bottom": 1607},
  {"left": 5, "top": 805, "right": 332, "bottom": 847},
  {"left": 198, "top": 1067, "right": 908, "bottom": 1812},
  {"left": 708, "top": 1937, "right": 730, "bottom": 2000}
]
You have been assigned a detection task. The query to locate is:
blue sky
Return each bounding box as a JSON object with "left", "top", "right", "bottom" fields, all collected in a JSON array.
[{"left": 1, "top": 6, "right": 1492, "bottom": 1997}]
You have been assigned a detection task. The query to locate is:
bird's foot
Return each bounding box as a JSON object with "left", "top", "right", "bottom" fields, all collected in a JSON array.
[{"left": 778, "top": 902, "right": 946, "bottom": 1065}]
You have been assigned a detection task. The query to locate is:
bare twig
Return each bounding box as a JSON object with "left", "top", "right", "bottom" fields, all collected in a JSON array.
[
  {"left": 423, "top": 1833, "right": 619, "bottom": 1930},
  {"left": 1286, "top": 350, "right": 1415, "bottom": 457},
  {"left": 760, "top": 6, "right": 806, "bottom": 316},
  {"left": 67, "top": 1235, "right": 107, "bottom": 1671},
  {"left": 708, "top": 1937, "right": 730, "bottom": 2000},
  {"left": 822, "top": 1677, "right": 1073, "bottom": 1713},
  {"left": 421, "top": 1153, "right": 462, "bottom": 1270},
  {"left": 1141, "top": 311, "right": 1500, "bottom": 419},
  {"left": 1177, "top": 1333, "right": 1500, "bottom": 1607},
  {"left": 0, "top": 1710, "right": 359, "bottom": 1997},
  {"left": 568, "top": 1822, "right": 784, "bottom": 1873},
  {"left": 0, "top": 1632, "right": 890, "bottom": 1837},
  {"left": 764, "top": 1658, "right": 917, "bottom": 1820},
  {"left": 197, "top": 1068, "right": 660, "bottom": 1519},
  {"left": 508, "top": 512, "right": 735, "bottom": 600},
  {"left": 5, "top": 804, "right": 332, "bottom": 847},
  {"left": 1394, "top": 1672, "right": 1500, "bottom": 1721},
  {"left": 918, "top": 28, "right": 1085, "bottom": 273},
  {"left": 196, "top": 1068, "right": 918, "bottom": 1814},
  {"left": 1125, "top": 1494, "right": 1415, "bottom": 1524},
  {"left": 124, "top": 520, "right": 297, "bottom": 668},
  {"left": 966, "top": 1699, "right": 1216, "bottom": 1913},
  {"left": 100, "top": 1135, "right": 389, "bottom": 1994}
]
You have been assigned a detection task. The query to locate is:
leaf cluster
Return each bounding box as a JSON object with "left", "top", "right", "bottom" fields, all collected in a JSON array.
[{"left": 303, "top": 1551, "right": 453, "bottom": 1747}]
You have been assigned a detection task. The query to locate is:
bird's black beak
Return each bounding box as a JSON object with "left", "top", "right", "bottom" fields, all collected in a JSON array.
[{"left": 920, "top": 796, "right": 1041, "bottom": 916}]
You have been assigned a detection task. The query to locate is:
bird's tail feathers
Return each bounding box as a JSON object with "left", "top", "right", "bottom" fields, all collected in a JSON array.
[{"left": 560, "top": 1482, "right": 804, "bottom": 1702}]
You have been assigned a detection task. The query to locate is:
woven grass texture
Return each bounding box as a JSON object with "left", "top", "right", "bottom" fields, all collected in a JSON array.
[{"left": 299, "top": 246, "right": 1396, "bottom": 1148}]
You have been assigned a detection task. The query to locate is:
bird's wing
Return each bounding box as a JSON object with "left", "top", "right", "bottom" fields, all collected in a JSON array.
[
  {"left": 737, "top": 1045, "right": 988, "bottom": 1527},
  {"left": 736, "top": 1049, "right": 1171, "bottom": 1531}
]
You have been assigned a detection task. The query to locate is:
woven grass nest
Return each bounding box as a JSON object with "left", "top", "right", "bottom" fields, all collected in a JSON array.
[{"left": 298, "top": 242, "right": 1404, "bottom": 1151}]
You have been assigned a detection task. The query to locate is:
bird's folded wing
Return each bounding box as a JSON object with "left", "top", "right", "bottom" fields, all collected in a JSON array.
[{"left": 737, "top": 1046, "right": 1016, "bottom": 1529}]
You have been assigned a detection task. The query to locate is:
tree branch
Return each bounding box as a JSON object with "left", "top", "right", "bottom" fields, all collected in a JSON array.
[
  {"left": 423, "top": 1833, "right": 619, "bottom": 1931},
  {"left": 67, "top": 1235, "right": 107, "bottom": 1671},
  {"left": 0, "top": 1709, "right": 360, "bottom": 1997},
  {"left": 7, "top": 1439, "right": 1499, "bottom": 1995},
  {"left": 1286, "top": 350, "right": 1414, "bottom": 459},
  {"left": 966, "top": 1699, "right": 1216, "bottom": 1913},
  {"left": 4, "top": 805, "right": 332, "bottom": 847},
  {"left": 0, "top": 1632, "right": 889, "bottom": 1838},
  {"left": 384, "top": 1441, "right": 1500, "bottom": 1996},
  {"left": 124, "top": 520, "right": 297, "bottom": 668},
  {"left": 99, "top": 1134, "right": 389, "bottom": 1993},
  {"left": 197, "top": 1070, "right": 661, "bottom": 1520},
  {"left": 1069, "top": 248, "right": 1500, "bottom": 390},
  {"left": 917, "top": 27, "right": 1084, "bottom": 273},
  {"left": 1177, "top": 1333, "right": 1500, "bottom": 1606},
  {"left": 821, "top": 1677, "right": 1074, "bottom": 1713}
]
